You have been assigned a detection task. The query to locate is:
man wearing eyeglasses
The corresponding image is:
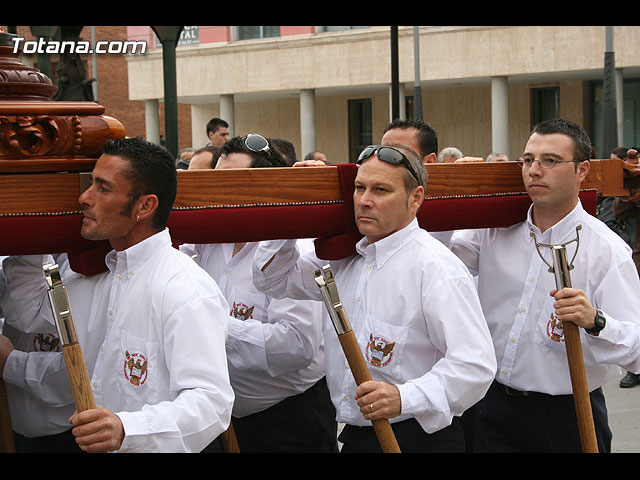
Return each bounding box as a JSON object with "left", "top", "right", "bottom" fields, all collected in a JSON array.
[
  {"left": 253, "top": 143, "right": 496, "bottom": 453},
  {"left": 181, "top": 135, "right": 339, "bottom": 453},
  {"left": 449, "top": 119, "right": 640, "bottom": 452}
]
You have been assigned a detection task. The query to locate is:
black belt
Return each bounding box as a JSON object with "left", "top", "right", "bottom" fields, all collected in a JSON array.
[{"left": 494, "top": 381, "right": 543, "bottom": 397}]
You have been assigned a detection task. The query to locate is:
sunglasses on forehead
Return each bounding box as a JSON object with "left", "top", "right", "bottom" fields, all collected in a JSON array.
[
  {"left": 243, "top": 133, "right": 272, "bottom": 156},
  {"left": 356, "top": 145, "right": 419, "bottom": 183}
]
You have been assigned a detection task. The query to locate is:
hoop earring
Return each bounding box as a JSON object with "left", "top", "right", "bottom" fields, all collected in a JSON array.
[{"left": 136, "top": 215, "right": 140, "bottom": 223}]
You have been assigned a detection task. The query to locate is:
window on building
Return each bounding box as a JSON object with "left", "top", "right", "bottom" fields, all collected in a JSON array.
[
  {"left": 531, "top": 86, "right": 560, "bottom": 127},
  {"left": 348, "top": 98, "right": 372, "bottom": 163},
  {"left": 591, "top": 78, "right": 640, "bottom": 155},
  {"left": 321, "top": 26, "right": 370, "bottom": 33},
  {"left": 237, "top": 26, "right": 281, "bottom": 40}
]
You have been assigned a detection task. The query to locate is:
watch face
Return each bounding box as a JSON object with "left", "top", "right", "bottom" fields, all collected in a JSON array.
[{"left": 588, "top": 310, "right": 606, "bottom": 334}]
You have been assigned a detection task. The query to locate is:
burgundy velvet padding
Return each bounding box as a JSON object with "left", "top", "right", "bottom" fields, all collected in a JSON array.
[
  {"left": 314, "top": 190, "right": 598, "bottom": 260},
  {"left": 0, "top": 159, "right": 598, "bottom": 275},
  {"left": 0, "top": 213, "right": 96, "bottom": 255}
]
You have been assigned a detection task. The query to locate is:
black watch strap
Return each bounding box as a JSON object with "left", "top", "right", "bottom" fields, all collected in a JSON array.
[{"left": 585, "top": 309, "right": 606, "bottom": 335}]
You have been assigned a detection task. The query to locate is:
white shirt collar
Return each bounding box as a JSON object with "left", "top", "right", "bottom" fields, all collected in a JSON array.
[
  {"left": 526, "top": 200, "right": 585, "bottom": 246},
  {"left": 105, "top": 228, "right": 172, "bottom": 275},
  {"left": 355, "top": 218, "right": 419, "bottom": 269}
]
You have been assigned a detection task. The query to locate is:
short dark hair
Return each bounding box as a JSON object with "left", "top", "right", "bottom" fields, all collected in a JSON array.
[
  {"left": 102, "top": 137, "right": 177, "bottom": 231},
  {"left": 269, "top": 138, "right": 297, "bottom": 166},
  {"left": 206, "top": 117, "right": 229, "bottom": 136},
  {"left": 611, "top": 146, "right": 628, "bottom": 160},
  {"left": 530, "top": 119, "right": 592, "bottom": 164},
  {"left": 193, "top": 145, "right": 221, "bottom": 169},
  {"left": 219, "top": 136, "right": 288, "bottom": 168},
  {"left": 383, "top": 118, "right": 438, "bottom": 158}
]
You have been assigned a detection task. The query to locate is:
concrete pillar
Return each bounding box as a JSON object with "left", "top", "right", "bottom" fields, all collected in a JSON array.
[
  {"left": 145, "top": 99, "right": 160, "bottom": 145},
  {"left": 616, "top": 68, "right": 624, "bottom": 147},
  {"left": 220, "top": 94, "right": 235, "bottom": 138},
  {"left": 388, "top": 83, "right": 406, "bottom": 121},
  {"left": 491, "top": 76, "right": 509, "bottom": 157},
  {"left": 300, "top": 89, "right": 316, "bottom": 157}
]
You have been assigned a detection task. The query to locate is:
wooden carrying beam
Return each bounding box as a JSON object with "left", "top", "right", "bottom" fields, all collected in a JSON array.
[
  {"left": 0, "top": 159, "right": 631, "bottom": 215},
  {"left": 0, "top": 160, "right": 634, "bottom": 267}
]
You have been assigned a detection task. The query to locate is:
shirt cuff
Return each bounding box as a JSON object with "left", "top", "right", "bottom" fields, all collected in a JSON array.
[
  {"left": 396, "top": 376, "right": 447, "bottom": 418},
  {"left": 2, "top": 350, "right": 28, "bottom": 388}
]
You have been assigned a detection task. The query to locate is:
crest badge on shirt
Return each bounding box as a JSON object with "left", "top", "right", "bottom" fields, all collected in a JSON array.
[
  {"left": 547, "top": 312, "right": 565, "bottom": 343},
  {"left": 33, "top": 332, "right": 61, "bottom": 352},
  {"left": 231, "top": 302, "right": 254, "bottom": 321},
  {"left": 366, "top": 334, "right": 395, "bottom": 367},
  {"left": 124, "top": 350, "right": 148, "bottom": 386}
]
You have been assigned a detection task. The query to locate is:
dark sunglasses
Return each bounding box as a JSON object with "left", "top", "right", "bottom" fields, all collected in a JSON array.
[
  {"left": 356, "top": 145, "right": 419, "bottom": 183},
  {"left": 244, "top": 133, "right": 271, "bottom": 156}
]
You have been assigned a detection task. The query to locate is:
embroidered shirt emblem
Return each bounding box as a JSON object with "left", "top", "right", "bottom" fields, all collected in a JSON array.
[
  {"left": 231, "top": 302, "right": 254, "bottom": 321},
  {"left": 366, "top": 334, "right": 395, "bottom": 367},
  {"left": 33, "top": 333, "right": 61, "bottom": 352},
  {"left": 547, "top": 312, "right": 565, "bottom": 343},
  {"left": 124, "top": 351, "right": 148, "bottom": 386}
]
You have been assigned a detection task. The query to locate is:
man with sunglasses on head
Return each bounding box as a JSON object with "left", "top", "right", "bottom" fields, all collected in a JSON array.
[
  {"left": 181, "top": 134, "right": 339, "bottom": 453},
  {"left": 449, "top": 119, "right": 640, "bottom": 452},
  {"left": 252, "top": 143, "right": 496, "bottom": 453}
]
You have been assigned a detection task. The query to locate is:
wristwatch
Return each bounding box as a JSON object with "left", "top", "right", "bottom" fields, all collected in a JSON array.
[{"left": 585, "top": 309, "right": 606, "bottom": 336}]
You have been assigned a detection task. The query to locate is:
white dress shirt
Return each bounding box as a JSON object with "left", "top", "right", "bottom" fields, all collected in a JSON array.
[
  {"left": 253, "top": 219, "right": 497, "bottom": 434},
  {"left": 1, "top": 230, "right": 234, "bottom": 452},
  {"left": 180, "top": 240, "right": 325, "bottom": 417},
  {"left": 450, "top": 201, "right": 640, "bottom": 395},
  {"left": 1, "top": 255, "right": 76, "bottom": 438}
]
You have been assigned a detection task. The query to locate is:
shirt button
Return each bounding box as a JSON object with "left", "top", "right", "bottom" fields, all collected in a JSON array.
[
  {"left": 117, "top": 274, "right": 122, "bottom": 280},
  {"left": 108, "top": 309, "right": 113, "bottom": 316},
  {"left": 511, "top": 337, "right": 516, "bottom": 343},
  {"left": 92, "top": 381, "right": 98, "bottom": 388},
  {"left": 521, "top": 307, "right": 526, "bottom": 312}
]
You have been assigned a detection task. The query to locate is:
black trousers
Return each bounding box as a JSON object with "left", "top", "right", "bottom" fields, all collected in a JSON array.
[
  {"left": 13, "top": 429, "right": 83, "bottom": 453},
  {"left": 217, "top": 377, "right": 338, "bottom": 453},
  {"left": 474, "top": 381, "right": 612, "bottom": 453},
  {"left": 339, "top": 416, "right": 465, "bottom": 453}
]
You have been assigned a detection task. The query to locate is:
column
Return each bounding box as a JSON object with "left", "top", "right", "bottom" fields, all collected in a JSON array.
[
  {"left": 616, "top": 67, "right": 624, "bottom": 147},
  {"left": 491, "top": 76, "right": 509, "bottom": 157},
  {"left": 388, "top": 83, "right": 406, "bottom": 121},
  {"left": 300, "top": 89, "right": 316, "bottom": 157},
  {"left": 145, "top": 99, "right": 160, "bottom": 146},
  {"left": 220, "top": 94, "right": 235, "bottom": 138}
]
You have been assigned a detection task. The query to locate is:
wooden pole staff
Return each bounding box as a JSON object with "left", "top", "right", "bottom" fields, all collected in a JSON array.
[
  {"left": 220, "top": 423, "right": 241, "bottom": 453},
  {"left": 532, "top": 228, "right": 599, "bottom": 453},
  {"left": 0, "top": 378, "right": 16, "bottom": 452},
  {"left": 314, "top": 265, "right": 401, "bottom": 453},
  {"left": 43, "top": 264, "right": 96, "bottom": 413}
]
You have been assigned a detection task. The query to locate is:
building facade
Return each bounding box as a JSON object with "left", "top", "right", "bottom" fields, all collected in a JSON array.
[
  {"left": 125, "top": 26, "right": 640, "bottom": 163},
  {"left": 8, "top": 26, "right": 640, "bottom": 163}
]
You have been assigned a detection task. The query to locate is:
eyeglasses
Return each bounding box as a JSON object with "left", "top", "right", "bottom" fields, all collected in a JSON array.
[
  {"left": 244, "top": 133, "right": 271, "bottom": 156},
  {"left": 517, "top": 156, "right": 581, "bottom": 170},
  {"left": 356, "top": 145, "right": 419, "bottom": 183}
]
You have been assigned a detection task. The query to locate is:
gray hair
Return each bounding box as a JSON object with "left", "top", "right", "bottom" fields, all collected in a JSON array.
[{"left": 437, "top": 147, "right": 463, "bottom": 163}]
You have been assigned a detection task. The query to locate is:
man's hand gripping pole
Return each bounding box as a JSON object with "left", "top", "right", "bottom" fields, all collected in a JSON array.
[{"left": 314, "top": 265, "right": 401, "bottom": 453}]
